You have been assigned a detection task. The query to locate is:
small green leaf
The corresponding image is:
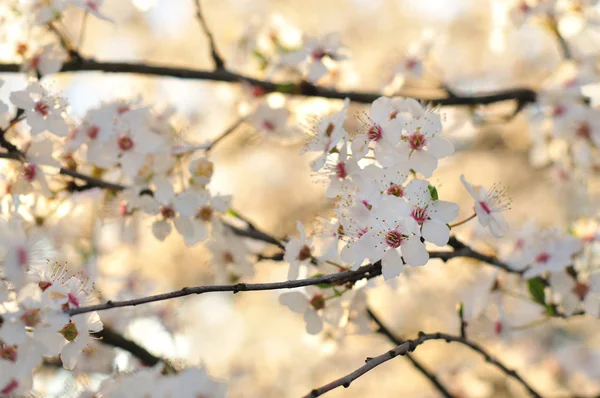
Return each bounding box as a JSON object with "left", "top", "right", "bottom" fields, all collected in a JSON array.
[
  {"left": 456, "top": 302, "right": 464, "bottom": 318},
  {"left": 275, "top": 82, "right": 297, "bottom": 94},
  {"left": 545, "top": 305, "right": 556, "bottom": 317},
  {"left": 310, "top": 273, "right": 333, "bottom": 289},
  {"left": 226, "top": 209, "right": 240, "bottom": 218},
  {"left": 333, "top": 287, "right": 343, "bottom": 297},
  {"left": 527, "top": 278, "right": 546, "bottom": 306},
  {"left": 427, "top": 185, "right": 439, "bottom": 201}
]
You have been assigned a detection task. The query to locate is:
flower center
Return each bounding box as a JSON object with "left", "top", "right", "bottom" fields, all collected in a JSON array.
[
  {"left": 160, "top": 206, "right": 175, "bottom": 219},
  {"left": 494, "top": 320, "right": 503, "bottom": 335},
  {"left": 576, "top": 122, "right": 591, "bottom": 140},
  {"left": 34, "top": 101, "right": 50, "bottom": 116},
  {"left": 1, "top": 379, "right": 19, "bottom": 395},
  {"left": 311, "top": 48, "right": 328, "bottom": 60},
  {"left": 535, "top": 252, "right": 550, "bottom": 264},
  {"left": 67, "top": 293, "right": 80, "bottom": 308},
  {"left": 367, "top": 124, "right": 383, "bottom": 141},
  {"left": 0, "top": 345, "right": 17, "bottom": 362},
  {"left": 263, "top": 120, "right": 275, "bottom": 131},
  {"left": 479, "top": 201, "right": 491, "bottom": 214},
  {"left": 298, "top": 245, "right": 312, "bottom": 261},
  {"left": 405, "top": 57, "right": 418, "bottom": 71},
  {"left": 197, "top": 206, "right": 213, "bottom": 221},
  {"left": 23, "top": 164, "right": 36, "bottom": 182},
  {"left": 310, "top": 294, "right": 326, "bottom": 310},
  {"left": 385, "top": 230, "right": 403, "bottom": 248},
  {"left": 411, "top": 207, "right": 428, "bottom": 224},
  {"left": 222, "top": 251, "right": 234, "bottom": 264},
  {"left": 17, "top": 247, "right": 28, "bottom": 267},
  {"left": 87, "top": 125, "right": 100, "bottom": 140},
  {"left": 335, "top": 162, "right": 347, "bottom": 179},
  {"left": 572, "top": 282, "right": 589, "bottom": 300},
  {"left": 552, "top": 105, "right": 566, "bottom": 117},
  {"left": 20, "top": 308, "right": 41, "bottom": 327},
  {"left": 386, "top": 184, "right": 404, "bottom": 197},
  {"left": 409, "top": 132, "right": 426, "bottom": 150},
  {"left": 118, "top": 136, "right": 134, "bottom": 151}
]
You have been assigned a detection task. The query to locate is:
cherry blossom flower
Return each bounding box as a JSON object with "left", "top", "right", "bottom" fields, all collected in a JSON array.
[
  {"left": 279, "top": 286, "right": 345, "bottom": 335},
  {"left": 59, "top": 312, "right": 103, "bottom": 370},
  {"left": 319, "top": 141, "right": 360, "bottom": 199},
  {"left": 206, "top": 222, "right": 254, "bottom": 283},
  {"left": 354, "top": 163, "right": 409, "bottom": 205},
  {"left": 185, "top": 190, "right": 232, "bottom": 246},
  {"left": 343, "top": 197, "right": 428, "bottom": 279},
  {"left": 351, "top": 97, "right": 404, "bottom": 166},
  {"left": 188, "top": 156, "right": 214, "bottom": 187},
  {"left": 460, "top": 174, "right": 510, "bottom": 238},
  {"left": 279, "top": 33, "right": 346, "bottom": 82},
  {"left": 304, "top": 98, "right": 349, "bottom": 171},
  {"left": 10, "top": 82, "right": 68, "bottom": 137},
  {"left": 145, "top": 180, "right": 197, "bottom": 242},
  {"left": 519, "top": 229, "right": 582, "bottom": 278},
  {"left": 404, "top": 179, "right": 459, "bottom": 246},
  {"left": 549, "top": 271, "right": 600, "bottom": 316},
  {"left": 72, "top": 0, "right": 113, "bottom": 21},
  {"left": 284, "top": 221, "right": 314, "bottom": 280},
  {"left": 397, "top": 106, "right": 454, "bottom": 177},
  {"left": 10, "top": 138, "right": 60, "bottom": 198},
  {"left": 20, "top": 43, "right": 66, "bottom": 76},
  {"left": 247, "top": 103, "right": 290, "bottom": 138}
]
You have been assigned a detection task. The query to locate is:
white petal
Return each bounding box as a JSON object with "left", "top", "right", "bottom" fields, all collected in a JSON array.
[
  {"left": 307, "top": 61, "right": 329, "bottom": 82},
  {"left": 404, "top": 179, "right": 430, "bottom": 205},
  {"left": 427, "top": 137, "right": 454, "bottom": 158},
  {"left": 422, "top": 219, "right": 450, "bottom": 247},
  {"left": 152, "top": 220, "right": 172, "bottom": 241},
  {"left": 278, "top": 292, "right": 308, "bottom": 314},
  {"left": 61, "top": 340, "right": 84, "bottom": 370},
  {"left": 428, "top": 200, "right": 460, "bottom": 223},
  {"left": 381, "top": 249, "right": 403, "bottom": 280},
  {"left": 304, "top": 310, "right": 323, "bottom": 335},
  {"left": 173, "top": 216, "right": 194, "bottom": 238},
  {"left": 370, "top": 97, "right": 392, "bottom": 123},
  {"left": 489, "top": 214, "right": 509, "bottom": 238},
  {"left": 120, "top": 151, "right": 145, "bottom": 178},
  {"left": 401, "top": 236, "right": 429, "bottom": 266},
  {"left": 409, "top": 150, "right": 437, "bottom": 177}
]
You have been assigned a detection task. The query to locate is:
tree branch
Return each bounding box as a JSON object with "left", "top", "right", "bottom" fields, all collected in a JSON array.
[
  {"left": 305, "top": 332, "right": 543, "bottom": 398},
  {"left": 93, "top": 326, "right": 164, "bottom": 367},
  {"left": 367, "top": 308, "right": 455, "bottom": 398},
  {"left": 192, "top": 0, "right": 225, "bottom": 70},
  {"left": 68, "top": 261, "right": 382, "bottom": 316},
  {"left": 0, "top": 59, "right": 538, "bottom": 107}
]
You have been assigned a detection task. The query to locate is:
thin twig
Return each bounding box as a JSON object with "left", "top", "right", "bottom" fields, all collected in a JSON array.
[
  {"left": 448, "top": 213, "right": 476, "bottom": 229},
  {"left": 367, "top": 308, "right": 455, "bottom": 398},
  {"left": 305, "top": 332, "right": 543, "bottom": 398},
  {"left": 204, "top": 116, "right": 246, "bottom": 152},
  {"left": 192, "top": 0, "right": 225, "bottom": 70},
  {"left": 0, "top": 59, "right": 539, "bottom": 107}
]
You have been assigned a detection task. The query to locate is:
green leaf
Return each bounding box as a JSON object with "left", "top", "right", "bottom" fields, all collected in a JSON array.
[
  {"left": 275, "top": 82, "right": 297, "bottom": 94},
  {"left": 427, "top": 185, "right": 439, "bottom": 201},
  {"left": 527, "top": 278, "right": 546, "bottom": 306},
  {"left": 545, "top": 305, "right": 556, "bottom": 317},
  {"left": 226, "top": 209, "right": 240, "bottom": 218},
  {"left": 310, "top": 273, "right": 333, "bottom": 289}
]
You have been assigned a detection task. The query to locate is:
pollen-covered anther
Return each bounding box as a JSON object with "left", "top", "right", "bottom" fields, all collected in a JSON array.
[
  {"left": 367, "top": 124, "right": 383, "bottom": 141},
  {"left": 385, "top": 230, "right": 404, "bottom": 248}
]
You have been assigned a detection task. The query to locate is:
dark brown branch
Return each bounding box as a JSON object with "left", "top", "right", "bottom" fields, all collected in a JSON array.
[
  {"left": 192, "top": 0, "right": 225, "bottom": 70},
  {"left": 305, "top": 332, "right": 543, "bottom": 398},
  {"left": 68, "top": 261, "right": 382, "bottom": 316},
  {"left": 0, "top": 59, "right": 538, "bottom": 107},
  {"left": 367, "top": 308, "right": 455, "bottom": 398},
  {"left": 92, "top": 326, "right": 163, "bottom": 367}
]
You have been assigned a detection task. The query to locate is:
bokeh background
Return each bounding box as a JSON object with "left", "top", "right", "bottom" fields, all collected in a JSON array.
[{"left": 3, "top": 0, "right": 600, "bottom": 396}]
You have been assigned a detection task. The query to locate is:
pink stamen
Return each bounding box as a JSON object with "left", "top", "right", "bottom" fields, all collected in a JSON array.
[
  {"left": 479, "top": 201, "right": 491, "bottom": 214},
  {"left": 368, "top": 124, "right": 383, "bottom": 141},
  {"left": 34, "top": 101, "right": 50, "bottom": 116},
  {"left": 335, "top": 162, "right": 347, "bottom": 179},
  {"left": 118, "top": 136, "right": 134, "bottom": 151},
  {"left": 409, "top": 132, "right": 426, "bottom": 150},
  {"left": 411, "top": 207, "right": 428, "bottom": 224},
  {"left": 385, "top": 230, "right": 403, "bottom": 248}
]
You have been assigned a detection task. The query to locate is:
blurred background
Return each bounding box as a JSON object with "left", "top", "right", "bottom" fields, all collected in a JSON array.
[{"left": 3, "top": 0, "right": 600, "bottom": 396}]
